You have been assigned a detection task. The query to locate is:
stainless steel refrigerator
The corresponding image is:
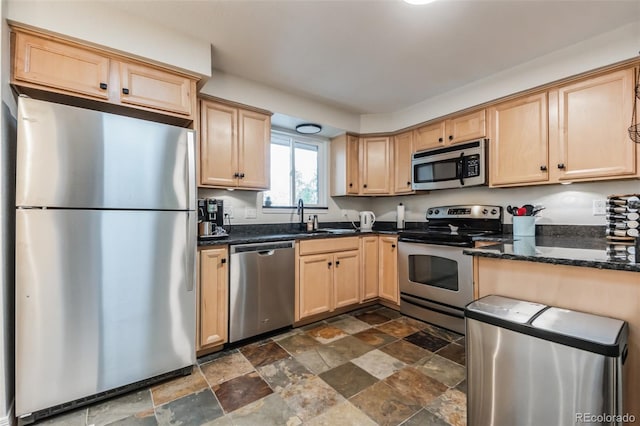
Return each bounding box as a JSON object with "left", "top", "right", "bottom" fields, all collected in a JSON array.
[{"left": 14, "top": 97, "right": 196, "bottom": 422}]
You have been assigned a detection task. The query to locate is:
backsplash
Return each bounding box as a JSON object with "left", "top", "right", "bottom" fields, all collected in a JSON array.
[
  {"left": 373, "top": 179, "right": 640, "bottom": 226},
  {"left": 199, "top": 179, "right": 640, "bottom": 227}
]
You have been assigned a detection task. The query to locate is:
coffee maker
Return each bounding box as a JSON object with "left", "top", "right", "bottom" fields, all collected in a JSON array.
[{"left": 198, "top": 198, "right": 227, "bottom": 239}]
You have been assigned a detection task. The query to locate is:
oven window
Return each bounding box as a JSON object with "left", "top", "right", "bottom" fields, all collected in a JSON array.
[{"left": 408, "top": 254, "right": 458, "bottom": 291}]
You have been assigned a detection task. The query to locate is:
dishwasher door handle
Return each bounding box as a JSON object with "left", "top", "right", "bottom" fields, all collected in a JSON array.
[{"left": 258, "top": 250, "right": 275, "bottom": 256}]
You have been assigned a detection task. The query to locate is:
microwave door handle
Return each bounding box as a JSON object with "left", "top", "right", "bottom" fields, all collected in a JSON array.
[{"left": 458, "top": 153, "right": 464, "bottom": 186}]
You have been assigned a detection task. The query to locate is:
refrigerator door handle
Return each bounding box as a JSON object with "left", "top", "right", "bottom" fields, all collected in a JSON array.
[
  {"left": 186, "top": 211, "right": 196, "bottom": 293},
  {"left": 186, "top": 131, "right": 196, "bottom": 211}
]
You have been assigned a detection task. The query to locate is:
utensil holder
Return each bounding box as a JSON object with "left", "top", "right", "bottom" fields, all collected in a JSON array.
[{"left": 513, "top": 216, "right": 535, "bottom": 237}]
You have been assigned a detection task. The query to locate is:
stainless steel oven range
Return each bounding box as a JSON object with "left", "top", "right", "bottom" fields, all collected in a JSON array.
[{"left": 398, "top": 205, "right": 502, "bottom": 334}]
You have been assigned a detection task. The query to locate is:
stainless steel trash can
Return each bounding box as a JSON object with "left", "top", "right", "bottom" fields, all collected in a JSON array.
[{"left": 466, "top": 295, "right": 628, "bottom": 426}]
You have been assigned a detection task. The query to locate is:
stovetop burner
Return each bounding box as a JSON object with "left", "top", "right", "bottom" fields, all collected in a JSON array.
[{"left": 399, "top": 204, "right": 503, "bottom": 247}]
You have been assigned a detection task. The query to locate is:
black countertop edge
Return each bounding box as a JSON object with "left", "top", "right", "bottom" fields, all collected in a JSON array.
[
  {"left": 198, "top": 229, "right": 398, "bottom": 247},
  {"left": 464, "top": 236, "right": 640, "bottom": 273}
]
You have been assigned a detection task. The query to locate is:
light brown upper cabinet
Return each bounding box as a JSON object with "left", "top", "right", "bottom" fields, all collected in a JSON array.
[
  {"left": 360, "top": 136, "right": 392, "bottom": 194},
  {"left": 413, "top": 109, "right": 486, "bottom": 152},
  {"left": 490, "top": 67, "right": 637, "bottom": 187},
  {"left": 11, "top": 28, "right": 198, "bottom": 120},
  {"left": 119, "top": 61, "right": 193, "bottom": 116},
  {"left": 199, "top": 99, "right": 271, "bottom": 190},
  {"left": 330, "top": 134, "right": 360, "bottom": 196},
  {"left": 393, "top": 131, "right": 414, "bottom": 194},
  {"left": 332, "top": 134, "right": 397, "bottom": 196},
  {"left": 489, "top": 92, "right": 549, "bottom": 186},
  {"left": 550, "top": 67, "right": 636, "bottom": 182}
]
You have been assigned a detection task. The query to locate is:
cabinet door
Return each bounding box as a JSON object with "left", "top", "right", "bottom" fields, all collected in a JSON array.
[
  {"left": 393, "top": 131, "right": 414, "bottom": 194},
  {"left": 447, "top": 109, "right": 486, "bottom": 145},
  {"left": 13, "top": 32, "right": 110, "bottom": 100},
  {"left": 299, "top": 254, "right": 333, "bottom": 319},
  {"left": 553, "top": 68, "right": 635, "bottom": 181},
  {"left": 347, "top": 135, "right": 360, "bottom": 195},
  {"left": 334, "top": 250, "right": 360, "bottom": 309},
  {"left": 489, "top": 93, "right": 549, "bottom": 186},
  {"left": 360, "top": 137, "right": 391, "bottom": 194},
  {"left": 360, "top": 236, "right": 379, "bottom": 301},
  {"left": 378, "top": 236, "right": 399, "bottom": 304},
  {"left": 238, "top": 109, "right": 271, "bottom": 189},
  {"left": 200, "top": 101, "right": 239, "bottom": 187},
  {"left": 199, "top": 248, "right": 229, "bottom": 349},
  {"left": 414, "top": 121, "right": 445, "bottom": 151},
  {"left": 119, "top": 61, "right": 193, "bottom": 116}
]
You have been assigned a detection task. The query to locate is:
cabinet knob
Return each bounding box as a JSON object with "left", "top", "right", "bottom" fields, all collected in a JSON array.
[
  {"left": 122, "top": 88, "right": 130, "bottom": 95},
  {"left": 349, "top": 183, "right": 353, "bottom": 187},
  {"left": 448, "top": 135, "right": 453, "bottom": 141},
  {"left": 540, "top": 165, "right": 547, "bottom": 171},
  {"left": 99, "top": 83, "right": 108, "bottom": 90},
  {"left": 336, "top": 260, "right": 340, "bottom": 267},
  {"left": 391, "top": 244, "right": 396, "bottom": 249},
  {"left": 239, "top": 173, "right": 245, "bottom": 178},
  {"left": 438, "top": 137, "right": 443, "bottom": 143},
  {"left": 328, "top": 261, "right": 332, "bottom": 268},
  {"left": 221, "top": 258, "right": 227, "bottom": 264},
  {"left": 407, "top": 181, "right": 411, "bottom": 186},
  {"left": 233, "top": 172, "right": 240, "bottom": 178},
  {"left": 557, "top": 163, "right": 565, "bottom": 170},
  {"left": 363, "top": 184, "right": 368, "bottom": 188}
]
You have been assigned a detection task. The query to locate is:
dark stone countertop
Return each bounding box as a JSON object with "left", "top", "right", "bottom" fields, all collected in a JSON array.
[
  {"left": 198, "top": 222, "right": 399, "bottom": 247},
  {"left": 465, "top": 234, "right": 640, "bottom": 273}
]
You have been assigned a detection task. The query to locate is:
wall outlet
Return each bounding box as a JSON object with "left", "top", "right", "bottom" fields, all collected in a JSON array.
[
  {"left": 224, "top": 205, "right": 234, "bottom": 219},
  {"left": 245, "top": 207, "right": 257, "bottom": 219},
  {"left": 592, "top": 199, "right": 606, "bottom": 216}
]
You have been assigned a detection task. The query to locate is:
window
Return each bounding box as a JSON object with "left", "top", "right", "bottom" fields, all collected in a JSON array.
[{"left": 263, "top": 130, "right": 328, "bottom": 208}]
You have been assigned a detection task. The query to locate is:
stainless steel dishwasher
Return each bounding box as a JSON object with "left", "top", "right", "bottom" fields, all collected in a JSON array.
[{"left": 229, "top": 240, "right": 295, "bottom": 343}]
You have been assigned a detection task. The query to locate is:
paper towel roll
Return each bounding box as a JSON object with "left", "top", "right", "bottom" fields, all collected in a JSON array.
[{"left": 397, "top": 203, "right": 405, "bottom": 229}]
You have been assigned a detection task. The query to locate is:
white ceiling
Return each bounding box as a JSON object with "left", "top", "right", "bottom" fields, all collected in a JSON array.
[{"left": 108, "top": 0, "right": 639, "bottom": 116}]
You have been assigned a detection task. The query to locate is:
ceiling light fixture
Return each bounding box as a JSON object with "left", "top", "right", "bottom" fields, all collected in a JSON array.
[
  {"left": 403, "top": 0, "right": 438, "bottom": 4},
  {"left": 295, "top": 123, "right": 322, "bottom": 134}
]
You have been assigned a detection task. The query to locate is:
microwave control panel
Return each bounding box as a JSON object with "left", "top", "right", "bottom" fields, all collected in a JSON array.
[
  {"left": 463, "top": 154, "right": 481, "bottom": 178},
  {"left": 462, "top": 154, "right": 480, "bottom": 178}
]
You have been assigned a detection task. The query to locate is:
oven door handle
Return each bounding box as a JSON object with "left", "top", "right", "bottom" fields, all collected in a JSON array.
[
  {"left": 398, "top": 237, "right": 473, "bottom": 247},
  {"left": 458, "top": 152, "right": 465, "bottom": 186}
]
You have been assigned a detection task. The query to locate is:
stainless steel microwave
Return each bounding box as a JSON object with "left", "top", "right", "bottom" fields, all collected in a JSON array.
[{"left": 411, "top": 139, "right": 487, "bottom": 191}]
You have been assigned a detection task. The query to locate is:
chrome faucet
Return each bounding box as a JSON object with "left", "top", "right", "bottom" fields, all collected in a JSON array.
[{"left": 297, "top": 198, "right": 304, "bottom": 230}]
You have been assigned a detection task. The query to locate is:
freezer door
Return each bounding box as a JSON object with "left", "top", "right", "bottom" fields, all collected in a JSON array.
[
  {"left": 16, "top": 97, "right": 195, "bottom": 210},
  {"left": 15, "top": 209, "right": 196, "bottom": 416}
]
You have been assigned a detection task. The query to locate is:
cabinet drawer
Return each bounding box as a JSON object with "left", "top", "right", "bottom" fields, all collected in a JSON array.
[{"left": 298, "top": 236, "right": 359, "bottom": 255}]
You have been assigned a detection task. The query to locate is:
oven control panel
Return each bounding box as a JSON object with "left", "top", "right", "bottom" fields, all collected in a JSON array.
[{"left": 426, "top": 205, "right": 502, "bottom": 220}]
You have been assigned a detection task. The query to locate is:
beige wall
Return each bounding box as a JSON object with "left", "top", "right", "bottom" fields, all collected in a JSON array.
[
  {"left": 373, "top": 179, "right": 640, "bottom": 226},
  {"left": 360, "top": 20, "right": 640, "bottom": 134}
]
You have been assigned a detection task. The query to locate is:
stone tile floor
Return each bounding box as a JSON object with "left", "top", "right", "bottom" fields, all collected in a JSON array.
[{"left": 34, "top": 305, "right": 467, "bottom": 426}]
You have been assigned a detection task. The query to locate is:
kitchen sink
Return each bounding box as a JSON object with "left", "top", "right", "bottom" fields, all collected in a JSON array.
[{"left": 315, "top": 228, "right": 358, "bottom": 234}]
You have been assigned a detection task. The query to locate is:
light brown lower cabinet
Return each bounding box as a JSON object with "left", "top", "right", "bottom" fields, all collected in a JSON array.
[
  {"left": 297, "top": 247, "right": 361, "bottom": 320},
  {"left": 296, "top": 237, "right": 365, "bottom": 321},
  {"left": 360, "top": 235, "right": 379, "bottom": 301},
  {"left": 474, "top": 256, "right": 640, "bottom": 418},
  {"left": 296, "top": 235, "right": 399, "bottom": 322},
  {"left": 198, "top": 247, "right": 228, "bottom": 351},
  {"left": 378, "top": 236, "right": 399, "bottom": 304}
]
